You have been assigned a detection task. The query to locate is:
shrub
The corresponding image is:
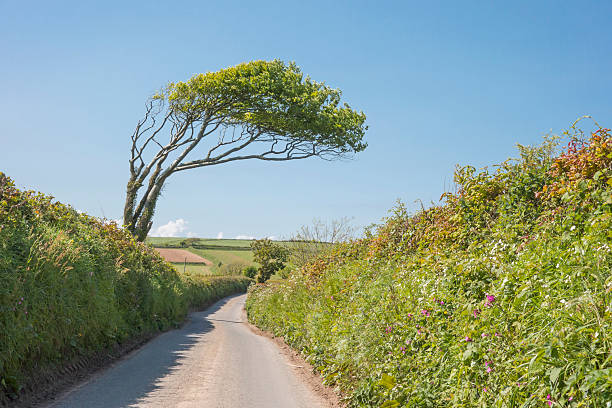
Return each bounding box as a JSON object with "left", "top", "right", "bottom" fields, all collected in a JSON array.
[
  {"left": 250, "top": 239, "right": 289, "bottom": 283},
  {"left": 246, "top": 126, "right": 612, "bottom": 407},
  {"left": 243, "top": 265, "right": 257, "bottom": 279},
  {"left": 0, "top": 173, "right": 250, "bottom": 398},
  {"left": 218, "top": 261, "right": 248, "bottom": 276}
]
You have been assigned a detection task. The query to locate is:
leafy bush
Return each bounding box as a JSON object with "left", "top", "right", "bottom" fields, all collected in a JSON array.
[
  {"left": 218, "top": 261, "right": 248, "bottom": 276},
  {"left": 246, "top": 126, "right": 612, "bottom": 407},
  {"left": 243, "top": 265, "right": 258, "bottom": 279},
  {"left": 0, "top": 173, "right": 250, "bottom": 397},
  {"left": 250, "top": 239, "right": 289, "bottom": 283}
]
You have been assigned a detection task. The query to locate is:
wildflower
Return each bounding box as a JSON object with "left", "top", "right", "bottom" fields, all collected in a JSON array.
[
  {"left": 485, "top": 294, "right": 496, "bottom": 307},
  {"left": 483, "top": 387, "right": 488, "bottom": 393},
  {"left": 568, "top": 396, "right": 573, "bottom": 401},
  {"left": 421, "top": 309, "right": 430, "bottom": 317},
  {"left": 439, "top": 300, "right": 444, "bottom": 305},
  {"left": 464, "top": 336, "right": 472, "bottom": 342},
  {"left": 385, "top": 326, "right": 393, "bottom": 333},
  {"left": 407, "top": 313, "right": 413, "bottom": 319},
  {"left": 481, "top": 333, "right": 488, "bottom": 338},
  {"left": 546, "top": 394, "right": 553, "bottom": 406},
  {"left": 400, "top": 346, "right": 406, "bottom": 354},
  {"left": 485, "top": 361, "right": 492, "bottom": 373},
  {"left": 473, "top": 309, "right": 480, "bottom": 317}
]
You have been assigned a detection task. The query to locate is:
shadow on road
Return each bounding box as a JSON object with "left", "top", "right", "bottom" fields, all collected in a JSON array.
[{"left": 49, "top": 294, "right": 242, "bottom": 408}]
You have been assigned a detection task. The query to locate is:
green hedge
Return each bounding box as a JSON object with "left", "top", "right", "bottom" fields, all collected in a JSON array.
[
  {"left": 247, "top": 128, "right": 612, "bottom": 407},
  {"left": 0, "top": 173, "right": 250, "bottom": 395}
]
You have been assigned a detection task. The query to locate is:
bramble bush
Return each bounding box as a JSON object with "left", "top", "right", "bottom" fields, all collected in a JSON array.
[
  {"left": 0, "top": 174, "right": 250, "bottom": 397},
  {"left": 246, "top": 125, "right": 612, "bottom": 407}
]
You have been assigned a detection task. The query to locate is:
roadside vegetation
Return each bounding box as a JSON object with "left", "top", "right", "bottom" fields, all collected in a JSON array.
[
  {"left": 0, "top": 175, "right": 250, "bottom": 400},
  {"left": 246, "top": 124, "right": 612, "bottom": 407}
]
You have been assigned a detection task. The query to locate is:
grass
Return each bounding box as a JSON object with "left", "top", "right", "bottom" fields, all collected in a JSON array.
[
  {"left": 147, "top": 237, "right": 254, "bottom": 248},
  {"left": 148, "top": 237, "right": 310, "bottom": 276},
  {"left": 149, "top": 239, "right": 257, "bottom": 275},
  {"left": 170, "top": 262, "right": 212, "bottom": 275}
]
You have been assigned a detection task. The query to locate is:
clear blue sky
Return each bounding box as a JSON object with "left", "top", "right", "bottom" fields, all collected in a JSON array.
[{"left": 1, "top": 1, "right": 611, "bottom": 239}]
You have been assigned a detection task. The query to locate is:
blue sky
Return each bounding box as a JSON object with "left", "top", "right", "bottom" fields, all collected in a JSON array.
[{"left": 1, "top": 1, "right": 611, "bottom": 239}]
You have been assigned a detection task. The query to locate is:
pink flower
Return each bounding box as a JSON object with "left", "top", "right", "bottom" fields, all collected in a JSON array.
[
  {"left": 485, "top": 361, "right": 492, "bottom": 373},
  {"left": 464, "top": 336, "right": 472, "bottom": 342},
  {"left": 385, "top": 326, "right": 393, "bottom": 333},
  {"left": 481, "top": 333, "right": 488, "bottom": 338},
  {"left": 421, "top": 309, "right": 430, "bottom": 317},
  {"left": 546, "top": 394, "right": 553, "bottom": 406},
  {"left": 485, "top": 294, "right": 496, "bottom": 307},
  {"left": 473, "top": 309, "right": 481, "bottom": 317},
  {"left": 568, "top": 396, "right": 573, "bottom": 401}
]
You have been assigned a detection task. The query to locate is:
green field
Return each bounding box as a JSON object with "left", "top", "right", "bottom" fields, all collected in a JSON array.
[
  {"left": 148, "top": 237, "right": 257, "bottom": 275},
  {"left": 148, "top": 237, "right": 327, "bottom": 276}
]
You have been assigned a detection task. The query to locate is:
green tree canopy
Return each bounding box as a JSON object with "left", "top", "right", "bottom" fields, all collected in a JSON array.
[
  {"left": 124, "top": 60, "right": 367, "bottom": 241},
  {"left": 250, "top": 239, "right": 290, "bottom": 283}
]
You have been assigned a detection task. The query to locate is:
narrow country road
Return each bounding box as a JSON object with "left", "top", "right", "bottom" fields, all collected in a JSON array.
[{"left": 45, "top": 294, "right": 331, "bottom": 408}]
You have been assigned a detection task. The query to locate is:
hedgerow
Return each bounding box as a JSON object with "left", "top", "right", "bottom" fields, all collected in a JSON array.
[
  {"left": 246, "top": 125, "right": 612, "bottom": 407},
  {"left": 0, "top": 174, "right": 250, "bottom": 397}
]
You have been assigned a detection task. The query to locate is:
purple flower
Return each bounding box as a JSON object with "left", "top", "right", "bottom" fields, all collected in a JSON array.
[
  {"left": 421, "top": 309, "right": 430, "bottom": 317},
  {"left": 439, "top": 300, "right": 444, "bottom": 305},
  {"left": 546, "top": 394, "right": 553, "bottom": 406},
  {"left": 464, "top": 336, "right": 472, "bottom": 342},
  {"left": 473, "top": 309, "right": 480, "bottom": 317},
  {"left": 385, "top": 326, "right": 393, "bottom": 333},
  {"left": 485, "top": 294, "right": 496, "bottom": 307}
]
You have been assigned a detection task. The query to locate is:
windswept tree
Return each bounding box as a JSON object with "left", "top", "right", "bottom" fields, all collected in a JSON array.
[{"left": 123, "top": 60, "right": 367, "bottom": 241}]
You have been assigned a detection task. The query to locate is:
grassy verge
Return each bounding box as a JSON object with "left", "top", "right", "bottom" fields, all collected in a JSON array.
[
  {"left": 0, "top": 175, "right": 250, "bottom": 401},
  {"left": 246, "top": 127, "right": 612, "bottom": 407}
]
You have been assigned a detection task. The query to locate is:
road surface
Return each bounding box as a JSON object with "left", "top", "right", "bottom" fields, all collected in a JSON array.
[{"left": 46, "top": 294, "right": 331, "bottom": 408}]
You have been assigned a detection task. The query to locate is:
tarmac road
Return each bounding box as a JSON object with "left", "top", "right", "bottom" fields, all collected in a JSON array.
[{"left": 46, "top": 294, "right": 330, "bottom": 408}]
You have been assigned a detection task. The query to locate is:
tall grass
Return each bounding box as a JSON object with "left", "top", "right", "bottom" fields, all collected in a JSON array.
[
  {"left": 246, "top": 126, "right": 612, "bottom": 407},
  {"left": 0, "top": 174, "right": 250, "bottom": 396}
]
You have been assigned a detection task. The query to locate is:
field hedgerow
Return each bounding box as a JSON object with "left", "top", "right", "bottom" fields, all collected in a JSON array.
[
  {"left": 246, "top": 125, "right": 612, "bottom": 407},
  {"left": 0, "top": 174, "right": 250, "bottom": 398}
]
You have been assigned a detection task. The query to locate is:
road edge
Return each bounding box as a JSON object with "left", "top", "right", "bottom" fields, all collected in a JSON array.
[{"left": 242, "top": 307, "right": 346, "bottom": 408}]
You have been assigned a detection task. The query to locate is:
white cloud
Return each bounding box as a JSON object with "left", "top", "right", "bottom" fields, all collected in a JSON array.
[
  {"left": 235, "top": 235, "right": 255, "bottom": 240},
  {"left": 186, "top": 232, "right": 199, "bottom": 238},
  {"left": 150, "top": 219, "right": 189, "bottom": 237},
  {"left": 217, "top": 231, "right": 224, "bottom": 239},
  {"left": 267, "top": 235, "right": 278, "bottom": 241}
]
